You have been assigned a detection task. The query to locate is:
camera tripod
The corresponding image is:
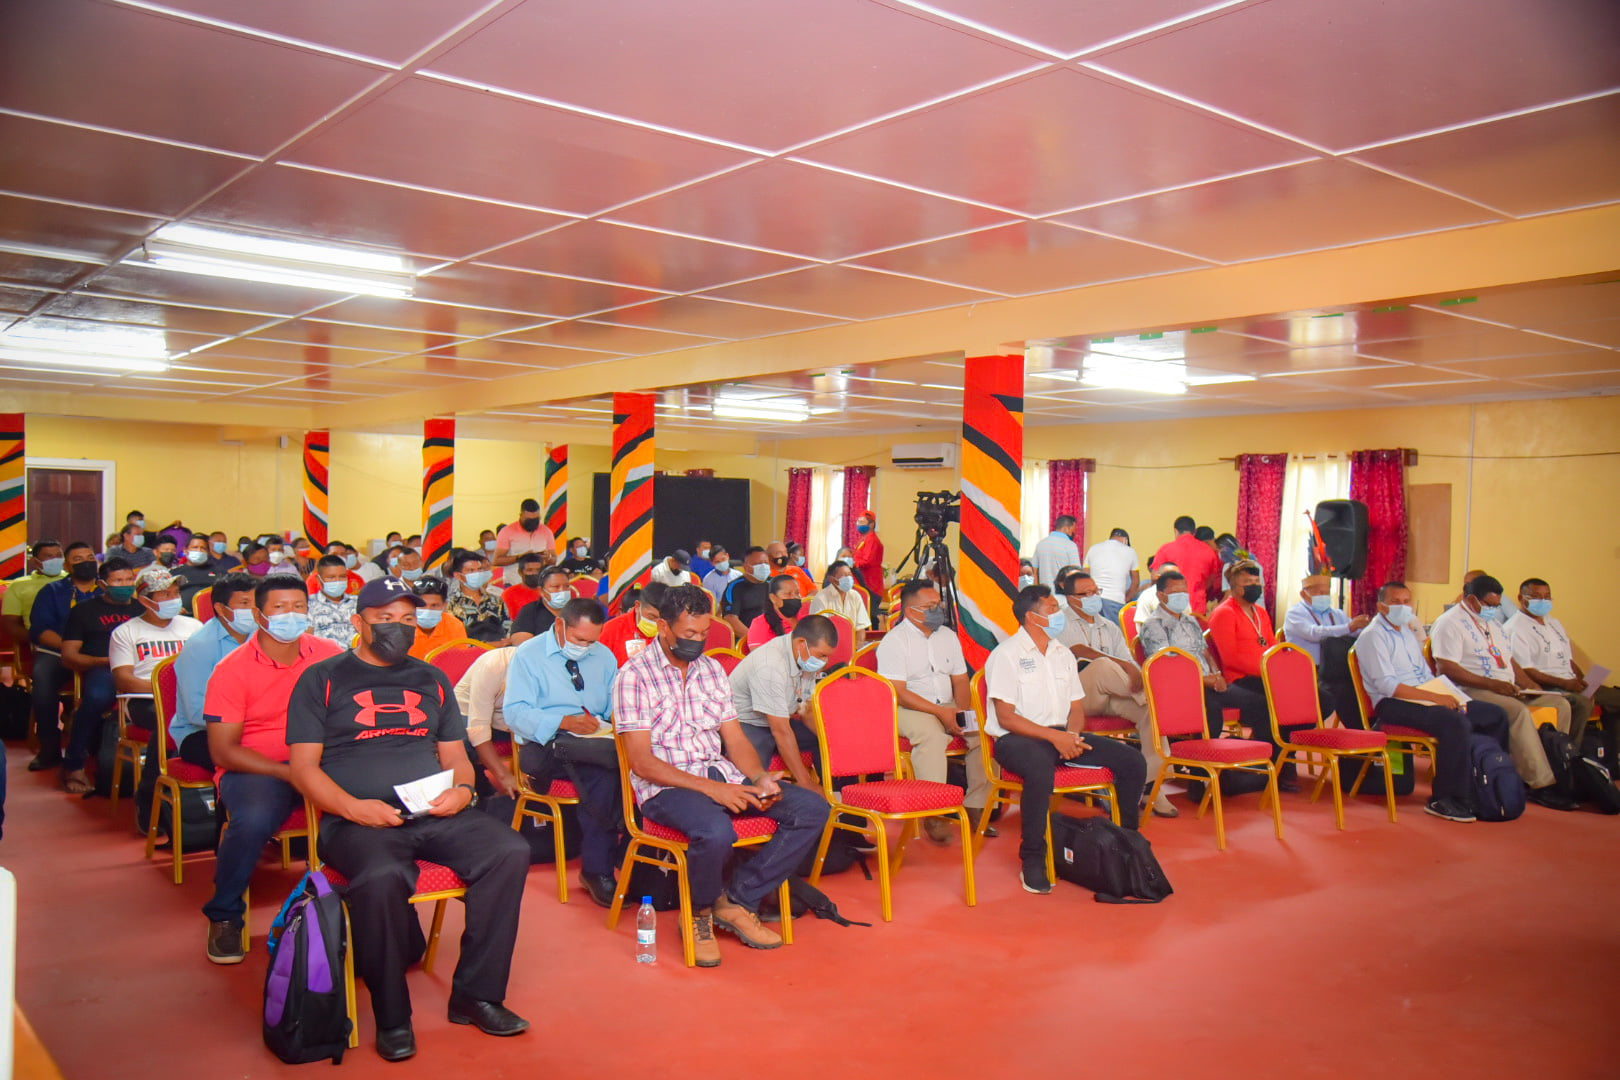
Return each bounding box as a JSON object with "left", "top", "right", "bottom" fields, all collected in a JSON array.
[{"left": 892, "top": 526, "right": 961, "bottom": 632}]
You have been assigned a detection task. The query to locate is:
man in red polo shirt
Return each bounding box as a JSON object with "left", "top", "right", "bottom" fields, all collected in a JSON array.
[
  {"left": 1150, "top": 516, "right": 1222, "bottom": 616},
  {"left": 199, "top": 576, "right": 342, "bottom": 965},
  {"left": 598, "top": 582, "right": 666, "bottom": 665}
]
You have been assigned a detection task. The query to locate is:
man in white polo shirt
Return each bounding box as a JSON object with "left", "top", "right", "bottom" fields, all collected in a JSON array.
[
  {"left": 875, "top": 580, "right": 987, "bottom": 841},
  {"left": 1082, "top": 527, "right": 1140, "bottom": 626},
  {"left": 984, "top": 584, "right": 1146, "bottom": 895},
  {"left": 1507, "top": 577, "right": 1606, "bottom": 755}
]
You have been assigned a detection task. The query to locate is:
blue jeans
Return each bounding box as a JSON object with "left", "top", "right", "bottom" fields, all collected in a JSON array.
[
  {"left": 64, "top": 667, "right": 116, "bottom": 772},
  {"left": 204, "top": 772, "right": 301, "bottom": 925},
  {"left": 1099, "top": 598, "right": 1124, "bottom": 626},
  {"left": 29, "top": 650, "right": 72, "bottom": 756},
  {"left": 641, "top": 772, "right": 829, "bottom": 911}
]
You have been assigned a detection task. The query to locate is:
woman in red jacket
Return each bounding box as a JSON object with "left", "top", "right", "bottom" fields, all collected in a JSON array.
[{"left": 852, "top": 509, "right": 884, "bottom": 625}]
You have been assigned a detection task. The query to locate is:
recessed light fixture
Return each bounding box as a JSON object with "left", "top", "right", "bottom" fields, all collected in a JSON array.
[
  {"left": 710, "top": 390, "right": 811, "bottom": 422},
  {"left": 0, "top": 322, "right": 170, "bottom": 374},
  {"left": 140, "top": 223, "right": 416, "bottom": 298}
]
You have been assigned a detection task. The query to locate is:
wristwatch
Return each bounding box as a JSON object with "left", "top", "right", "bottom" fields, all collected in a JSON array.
[{"left": 457, "top": 782, "right": 479, "bottom": 808}]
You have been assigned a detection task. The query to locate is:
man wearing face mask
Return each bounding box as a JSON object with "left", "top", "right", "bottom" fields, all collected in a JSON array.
[
  {"left": 1017, "top": 560, "right": 1036, "bottom": 591},
  {"left": 722, "top": 547, "right": 773, "bottom": 642},
  {"left": 875, "top": 580, "right": 989, "bottom": 841},
  {"left": 150, "top": 536, "right": 179, "bottom": 570},
  {"left": 557, "top": 537, "right": 594, "bottom": 574},
  {"left": 25, "top": 542, "right": 101, "bottom": 771},
  {"left": 493, "top": 498, "right": 557, "bottom": 587},
  {"left": 1, "top": 538, "right": 65, "bottom": 653},
  {"left": 1209, "top": 561, "right": 1340, "bottom": 729},
  {"left": 851, "top": 510, "right": 884, "bottom": 625},
  {"left": 1430, "top": 574, "right": 1573, "bottom": 808},
  {"left": 309, "top": 554, "right": 360, "bottom": 645},
  {"left": 599, "top": 582, "right": 667, "bottom": 665},
  {"left": 500, "top": 553, "right": 550, "bottom": 621},
  {"left": 1356, "top": 581, "right": 1514, "bottom": 821},
  {"left": 689, "top": 540, "right": 715, "bottom": 582},
  {"left": 1282, "top": 574, "right": 1370, "bottom": 666},
  {"left": 809, "top": 561, "right": 872, "bottom": 634},
  {"left": 175, "top": 535, "right": 221, "bottom": 614},
  {"left": 509, "top": 564, "right": 574, "bottom": 644},
  {"left": 390, "top": 545, "right": 425, "bottom": 584},
  {"left": 1053, "top": 572, "right": 1175, "bottom": 818},
  {"left": 1508, "top": 578, "right": 1617, "bottom": 762},
  {"left": 306, "top": 541, "right": 363, "bottom": 597},
  {"left": 701, "top": 546, "right": 739, "bottom": 599},
  {"left": 115, "top": 521, "right": 156, "bottom": 569},
  {"left": 783, "top": 542, "right": 815, "bottom": 594},
  {"left": 209, "top": 530, "right": 241, "bottom": 571},
  {"left": 505, "top": 598, "right": 624, "bottom": 908},
  {"left": 286, "top": 577, "right": 531, "bottom": 1058},
  {"left": 448, "top": 551, "right": 508, "bottom": 644},
  {"left": 109, "top": 565, "right": 201, "bottom": 712},
  {"left": 59, "top": 557, "right": 145, "bottom": 794},
  {"left": 408, "top": 577, "right": 467, "bottom": 660},
  {"left": 650, "top": 550, "right": 694, "bottom": 589},
  {"left": 729, "top": 615, "right": 838, "bottom": 790},
  {"left": 616, "top": 585, "right": 829, "bottom": 967},
  {"left": 764, "top": 541, "right": 812, "bottom": 598},
  {"left": 195, "top": 576, "right": 343, "bottom": 963},
  {"left": 168, "top": 574, "right": 258, "bottom": 773}
]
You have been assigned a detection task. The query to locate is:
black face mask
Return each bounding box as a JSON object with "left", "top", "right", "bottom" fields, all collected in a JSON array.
[
  {"left": 156, "top": 551, "right": 175, "bottom": 566},
  {"left": 521, "top": 573, "right": 543, "bottom": 590},
  {"left": 70, "top": 561, "right": 98, "bottom": 583},
  {"left": 368, "top": 621, "right": 415, "bottom": 665},
  {"left": 779, "top": 598, "right": 803, "bottom": 618},
  {"left": 1241, "top": 584, "right": 1263, "bottom": 604},
  {"left": 520, "top": 516, "right": 540, "bottom": 531},
  {"left": 668, "top": 636, "right": 704, "bottom": 662}
]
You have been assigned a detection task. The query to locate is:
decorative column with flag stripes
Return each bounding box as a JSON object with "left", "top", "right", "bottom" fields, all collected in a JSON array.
[
  {"left": 608, "top": 394, "right": 654, "bottom": 610},
  {"left": 543, "top": 444, "right": 568, "bottom": 543},
  {"left": 421, "top": 418, "right": 455, "bottom": 573},
  {"left": 955, "top": 354, "right": 1023, "bottom": 669},
  {"left": 0, "top": 414, "right": 24, "bottom": 579},
  {"left": 301, "top": 430, "right": 330, "bottom": 549}
]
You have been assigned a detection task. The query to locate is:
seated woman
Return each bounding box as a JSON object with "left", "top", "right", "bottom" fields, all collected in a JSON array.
[
  {"left": 408, "top": 575, "right": 468, "bottom": 659},
  {"left": 746, "top": 573, "right": 803, "bottom": 650},
  {"left": 809, "top": 560, "right": 871, "bottom": 634}
]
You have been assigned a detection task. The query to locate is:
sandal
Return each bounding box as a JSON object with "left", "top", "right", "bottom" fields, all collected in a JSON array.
[{"left": 62, "top": 770, "right": 93, "bottom": 796}]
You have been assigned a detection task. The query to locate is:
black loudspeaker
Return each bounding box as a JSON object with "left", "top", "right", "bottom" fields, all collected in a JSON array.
[{"left": 1314, "top": 499, "right": 1369, "bottom": 580}]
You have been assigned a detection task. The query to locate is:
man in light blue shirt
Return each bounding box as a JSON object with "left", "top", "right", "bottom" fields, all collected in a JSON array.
[
  {"left": 1281, "top": 574, "right": 1368, "bottom": 665},
  {"left": 1031, "top": 516, "right": 1081, "bottom": 589},
  {"left": 168, "top": 574, "right": 258, "bottom": 770},
  {"left": 504, "top": 597, "right": 623, "bottom": 907},
  {"left": 701, "top": 546, "right": 740, "bottom": 599}
]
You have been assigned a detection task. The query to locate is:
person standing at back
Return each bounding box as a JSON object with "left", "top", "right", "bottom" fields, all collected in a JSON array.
[
  {"left": 1081, "top": 527, "right": 1139, "bottom": 625},
  {"left": 1032, "top": 515, "right": 1081, "bottom": 590},
  {"left": 851, "top": 511, "right": 884, "bottom": 624},
  {"left": 492, "top": 499, "right": 556, "bottom": 587},
  {"left": 1150, "top": 516, "right": 1221, "bottom": 616}
]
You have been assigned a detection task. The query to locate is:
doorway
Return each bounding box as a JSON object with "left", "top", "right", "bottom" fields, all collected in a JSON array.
[{"left": 26, "top": 460, "right": 115, "bottom": 548}]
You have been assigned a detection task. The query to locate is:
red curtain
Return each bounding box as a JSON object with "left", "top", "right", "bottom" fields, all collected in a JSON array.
[
  {"left": 1349, "top": 449, "right": 1408, "bottom": 617},
  {"left": 1235, "top": 453, "right": 1286, "bottom": 614},
  {"left": 784, "top": 467, "right": 812, "bottom": 547},
  {"left": 842, "top": 466, "right": 875, "bottom": 548},
  {"left": 1049, "top": 459, "right": 1091, "bottom": 539}
]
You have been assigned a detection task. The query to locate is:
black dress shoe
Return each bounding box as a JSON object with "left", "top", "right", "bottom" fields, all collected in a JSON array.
[
  {"left": 1277, "top": 773, "right": 1300, "bottom": 793},
  {"left": 376, "top": 1025, "right": 416, "bottom": 1062},
  {"left": 26, "top": 752, "right": 61, "bottom": 772},
  {"left": 447, "top": 996, "right": 530, "bottom": 1037},
  {"left": 1527, "top": 786, "right": 1578, "bottom": 812},
  {"left": 580, "top": 872, "right": 617, "bottom": 909}
]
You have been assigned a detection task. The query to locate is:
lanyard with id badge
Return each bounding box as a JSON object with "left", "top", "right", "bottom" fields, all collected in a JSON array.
[{"left": 1462, "top": 609, "right": 1507, "bottom": 675}]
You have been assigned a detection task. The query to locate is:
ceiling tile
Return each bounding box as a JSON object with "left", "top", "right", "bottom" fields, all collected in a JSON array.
[
  {"left": 38, "top": 293, "right": 272, "bottom": 336},
  {"left": 1512, "top": 370, "right": 1620, "bottom": 392},
  {"left": 608, "top": 160, "right": 1015, "bottom": 260},
  {"left": 1442, "top": 277, "right": 1620, "bottom": 332},
  {"left": 307, "top": 296, "right": 544, "bottom": 340},
  {"left": 384, "top": 351, "right": 563, "bottom": 378},
  {"left": 904, "top": 0, "right": 1234, "bottom": 54},
  {"left": 0, "top": 0, "right": 382, "bottom": 154},
  {"left": 852, "top": 221, "right": 1205, "bottom": 294},
  {"left": 195, "top": 335, "right": 393, "bottom": 366},
  {"left": 251, "top": 318, "right": 471, "bottom": 355},
  {"left": 134, "top": 366, "right": 284, "bottom": 387},
  {"left": 1092, "top": 0, "right": 1620, "bottom": 151},
  {"left": 1355, "top": 324, "right": 1591, "bottom": 364},
  {"left": 1054, "top": 159, "right": 1503, "bottom": 262},
  {"left": 0, "top": 254, "right": 90, "bottom": 289},
  {"left": 5, "top": 314, "right": 220, "bottom": 358},
  {"left": 273, "top": 367, "right": 474, "bottom": 394},
  {"left": 504, "top": 321, "right": 720, "bottom": 355},
  {"left": 413, "top": 337, "right": 616, "bottom": 365},
  {"left": 414, "top": 264, "right": 664, "bottom": 320},
  {"left": 0, "top": 286, "right": 51, "bottom": 315},
  {"left": 191, "top": 164, "right": 573, "bottom": 261},
  {"left": 1526, "top": 317, "right": 1620, "bottom": 350},
  {"left": 587, "top": 296, "right": 845, "bottom": 339},
  {"left": 701, "top": 265, "right": 996, "bottom": 320},
  {"left": 289, "top": 77, "right": 751, "bottom": 214},
  {"left": 1427, "top": 352, "right": 1620, "bottom": 379},
  {"left": 481, "top": 221, "right": 812, "bottom": 293},
  {"left": 427, "top": 0, "right": 1036, "bottom": 151},
  {"left": 803, "top": 68, "right": 1312, "bottom": 214},
  {"left": 0, "top": 194, "right": 158, "bottom": 260},
  {"left": 150, "top": 0, "right": 492, "bottom": 64}
]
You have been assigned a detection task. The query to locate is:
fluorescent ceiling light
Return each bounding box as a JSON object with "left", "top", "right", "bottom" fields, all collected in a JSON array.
[
  {"left": 0, "top": 348, "right": 167, "bottom": 374},
  {"left": 140, "top": 223, "right": 415, "bottom": 298},
  {"left": 1080, "top": 353, "right": 1187, "bottom": 395},
  {"left": 711, "top": 393, "right": 811, "bottom": 422},
  {"left": 0, "top": 322, "right": 170, "bottom": 374},
  {"left": 1089, "top": 331, "right": 1187, "bottom": 362}
]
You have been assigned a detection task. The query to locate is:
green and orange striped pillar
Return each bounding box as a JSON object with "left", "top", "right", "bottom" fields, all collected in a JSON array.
[
  {"left": 543, "top": 444, "right": 568, "bottom": 543},
  {"left": 0, "top": 413, "right": 24, "bottom": 579},
  {"left": 608, "top": 394, "right": 654, "bottom": 609},
  {"left": 421, "top": 417, "right": 455, "bottom": 572},
  {"left": 956, "top": 354, "right": 1023, "bottom": 668},
  {"left": 301, "top": 430, "right": 329, "bottom": 549}
]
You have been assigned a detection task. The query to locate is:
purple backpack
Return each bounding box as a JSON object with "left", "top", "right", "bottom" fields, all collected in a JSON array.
[{"left": 264, "top": 870, "right": 352, "bottom": 1064}]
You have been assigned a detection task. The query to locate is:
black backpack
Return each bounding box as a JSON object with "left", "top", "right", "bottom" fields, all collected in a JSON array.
[
  {"left": 0, "top": 682, "right": 30, "bottom": 741},
  {"left": 1570, "top": 750, "right": 1620, "bottom": 814},
  {"left": 1051, "top": 816, "right": 1173, "bottom": 904},
  {"left": 1469, "top": 733, "right": 1526, "bottom": 822},
  {"left": 263, "top": 871, "right": 353, "bottom": 1065},
  {"left": 1538, "top": 726, "right": 1577, "bottom": 800}
]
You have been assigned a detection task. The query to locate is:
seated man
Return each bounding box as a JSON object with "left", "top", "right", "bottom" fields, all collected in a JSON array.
[
  {"left": 169, "top": 574, "right": 258, "bottom": 771},
  {"left": 0, "top": 538, "right": 65, "bottom": 655},
  {"left": 614, "top": 585, "right": 829, "bottom": 968},
  {"left": 447, "top": 550, "right": 508, "bottom": 644},
  {"left": 175, "top": 533, "right": 221, "bottom": 613},
  {"left": 985, "top": 585, "right": 1147, "bottom": 895},
  {"left": 1054, "top": 571, "right": 1174, "bottom": 818},
  {"left": 110, "top": 565, "right": 202, "bottom": 788},
  {"left": 308, "top": 554, "right": 359, "bottom": 645},
  {"left": 809, "top": 561, "right": 872, "bottom": 634},
  {"left": 288, "top": 577, "right": 531, "bottom": 1061},
  {"left": 1282, "top": 574, "right": 1370, "bottom": 666},
  {"left": 599, "top": 582, "right": 666, "bottom": 664},
  {"left": 700, "top": 546, "right": 739, "bottom": 599},
  {"left": 1135, "top": 570, "right": 1279, "bottom": 787},
  {"left": 730, "top": 614, "right": 836, "bottom": 789},
  {"left": 453, "top": 645, "right": 519, "bottom": 799},
  {"left": 408, "top": 577, "right": 467, "bottom": 659},
  {"left": 650, "top": 550, "right": 694, "bottom": 588},
  {"left": 877, "top": 581, "right": 990, "bottom": 839},
  {"left": 1430, "top": 573, "right": 1575, "bottom": 810},
  {"left": 59, "top": 556, "right": 144, "bottom": 795},
  {"left": 1507, "top": 577, "right": 1614, "bottom": 759},
  {"left": 504, "top": 598, "right": 624, "bottom": 908},
  {"left": 508, "top": 564, "right": 573, "bottom": 645},
  {"left": 1208, "top": 560, "right": 1340, "bottom": 740},
  {"left": 1356, "top": 581, "right": 1512, "bottom": 821},
  {"left": 200, "top": 576, "right": 342, "bottom": 963},
  {"left": 721, "top": 548, "right": 773, "bottom": 641},
  {"left": 500, "top": 552, "right": 551, "bottom": 621},
  {"left": 1132, "top": 562, "right": 1178, "bottom": 625},
  {"left": 26, "top": 542, "right": 101, "bottom": 771}
]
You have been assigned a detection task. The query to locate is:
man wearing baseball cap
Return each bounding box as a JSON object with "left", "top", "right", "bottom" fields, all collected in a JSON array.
[
  {"left": 287, "top": 577, "right": 531, "bottom": 1062},
  {"left": 650, "top": 549, "right": 693, "bottom": 588}
]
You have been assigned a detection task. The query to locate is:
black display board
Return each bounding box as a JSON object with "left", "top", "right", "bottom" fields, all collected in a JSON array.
[{"left": 591, "top": 474, "right": 751, "bottom": 563}]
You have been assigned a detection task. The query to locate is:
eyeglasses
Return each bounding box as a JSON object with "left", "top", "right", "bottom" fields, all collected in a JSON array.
[{"left": 564, "top": 658, "right": 584, "bottom": 691}]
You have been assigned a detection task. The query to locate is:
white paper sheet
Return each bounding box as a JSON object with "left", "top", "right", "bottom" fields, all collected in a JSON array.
[
  {"left": 1416, "top": 675, "right": 1470, "bottom": 708},
  {"left": 393, "top": 769, "right": 454, "bottom": 815},
  {"left": 1583, "top": 665, "right": 1611, "bottom": 700}
]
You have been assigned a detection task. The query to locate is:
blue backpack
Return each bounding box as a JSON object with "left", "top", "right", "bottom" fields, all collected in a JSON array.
[
  {"left": 1469, "top": 734, "right": 1525, "bottom": 822},
  {"left": 264, "top": 870, "right": 352, "bottom": 1064}
]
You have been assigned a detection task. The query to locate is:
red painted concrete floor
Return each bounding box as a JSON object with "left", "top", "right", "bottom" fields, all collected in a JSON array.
[{"left": 2, "top": 747, "right": 1614, "bottom": 1080}]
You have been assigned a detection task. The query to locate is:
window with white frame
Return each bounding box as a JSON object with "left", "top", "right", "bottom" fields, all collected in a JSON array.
[
  {"left": 1275, "top": 454, "right": 1351, "bottom": 621},
  {"left": 1019, "top": 460, "right": 1050, "bottom": 559},
  {"left": 807, "top": 467, "right": 845, "bottom": 574}
]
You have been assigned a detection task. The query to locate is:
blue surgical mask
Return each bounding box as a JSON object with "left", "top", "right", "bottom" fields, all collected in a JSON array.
[
  {"left": 1526, "top": 598, "right": 1554, "bottom": 618},
  {"left": 561, "top": 639, "right": 591, "bottom": 661},
  {"left": 1079, "top": 595, "right": 1104, "bottom": 617},
  {"left": 1478, "top": 603, "right": 1503, "bottom": 623},
  {"left": 1384, "top": 604, "right": 1415, "bottom": 627},
  {"left": 1018, "top": 574, "right": 1035, "bottom": 589},
  {"left": 343, "top": 553, "right": 358, "bottom": 569},
  {"left": 321, "top": 579, "right": 348, "bottom": 599},
  {"left": 464, "top": 569, "right": 493, "bottom": 590},
  {"left": 793, "top": 555, "right": 805, "bottom": 567},
  {"left": 797, "top": 651, "right": 827, "bottom": 674},
  {"left": 750, "top": 563, "right": 770, "bottom": 582},
  {"left": 548, "top": 589, "right": 572, "bottom": 608},
  {"left": 1310, "top": 593, "right": 1332, "bottom": 612},
  {"left": 1042, "top": 609, "right": 1067, "bottom": 636},
  {"left": 40, "top": 557, "right": 64, "bottom": 577},
  {"left": 130, "top": 533, "right": 145, "bottom": 548},
  {"left": 483, "top": 540, "right": 496, "bottom": 552},
  {"left": 856, "top": 524, "right": 870, "bottom": 535},
  {"left": 401, "top": 567, "right": 423, "bottom": 581},
  {"left": 1165, "top": 592, "right": 1191, "bottom": 615},
  {"left": 228, "top": 608, "right": 257, "bottom": 635},
  {"left": 712, "top": 560, "right": 730, "bottom": 575},
  {"left": 153, "top": 598, "right": 183, "bottom": 620},
  {"left": 415, "top": 607, "right": 443, "bottom": 630},
  {"left": 213, "top": 540, "right": 227, "bottom": 555},
  {"left": 263, "top": 611, "right": 309, "bottom": 643},
  {"left": 131, "top": 518, "right": 145, "bottom": 529},
  {"left": 186, "top": 549, "right": 209, "bottom": 566},
  {"left": 836, "top": 576, "right": 854, "bottom": 593}
]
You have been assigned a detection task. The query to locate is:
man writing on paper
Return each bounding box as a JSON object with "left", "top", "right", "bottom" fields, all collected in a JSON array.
[{"left": 1508, "top": 577, "right": 1620, "bottom": 768}]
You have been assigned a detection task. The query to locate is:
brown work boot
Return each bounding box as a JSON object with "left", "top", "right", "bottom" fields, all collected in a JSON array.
[
  {"left": 711, "top": 893, "right": 783, "bottom": 950},
  {"left": 691, "top": 910, "right": 721, "bottom": 968},
  {"left": 923, "top": 817, "right": 953, "bottom": 844}
]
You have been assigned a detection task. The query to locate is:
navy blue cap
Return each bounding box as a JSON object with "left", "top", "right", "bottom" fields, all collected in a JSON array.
[{"left": 356, "top": 576, "right": 425, "bottom": 613}]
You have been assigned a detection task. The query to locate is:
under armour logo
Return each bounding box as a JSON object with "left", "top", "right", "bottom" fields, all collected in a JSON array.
[
  {"left": 382, "top": 578, "right": 410, "bottom": 594},
  {"left": 352, "top": 690, "right": 426, "bottom": 728}
]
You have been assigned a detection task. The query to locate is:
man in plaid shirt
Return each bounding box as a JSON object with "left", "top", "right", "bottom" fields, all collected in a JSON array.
[{"left": 614, "top": 584, "right": 829, "bottom": 968}]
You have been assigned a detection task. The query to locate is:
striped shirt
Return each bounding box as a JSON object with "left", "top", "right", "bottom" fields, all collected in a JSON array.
[{"left": 612, "top": 640, "right": 744, "bottom": 804}]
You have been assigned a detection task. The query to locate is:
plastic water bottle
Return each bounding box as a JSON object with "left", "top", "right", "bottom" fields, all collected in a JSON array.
[{"left": 635, "top": 896, "right": 656, "bottom": 964}]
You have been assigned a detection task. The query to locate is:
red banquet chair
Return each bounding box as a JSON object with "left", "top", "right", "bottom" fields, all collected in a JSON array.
[
  {"left": 143, "top": 656, "right": 218, "bottom": 883},
  {"left": 851, "top": 642, "right": 879, "bottom": 672},
  {"left": 704, "top": 646, "right": 745, "bottom": 675},
  {"left": 424, "top": 637, "right": 493, "bottom": 685},
  {"left": 507, "top": 738, "right": 581, "bottom": 904},
  {"left": 823, "top": 612, "right": 855, "bottom": 668},
  {"left": 704, "top": 618, "right": 736, "bottom": 653}
]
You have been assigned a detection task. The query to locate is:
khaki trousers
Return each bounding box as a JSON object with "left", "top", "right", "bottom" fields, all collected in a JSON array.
[
  {"left": 898, "top": 707, "right": 988, "bottom": 809},
  {"left": 1464, "top": 689, "right": 1568, "bottom": 789},
  {"left": 1078, "top": 657, "right": 1166, "bottom": 782}
]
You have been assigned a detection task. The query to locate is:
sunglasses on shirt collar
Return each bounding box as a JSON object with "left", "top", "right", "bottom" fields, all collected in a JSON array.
[{"left": 563, "top": 658, "right": 585, "bottom": 692}]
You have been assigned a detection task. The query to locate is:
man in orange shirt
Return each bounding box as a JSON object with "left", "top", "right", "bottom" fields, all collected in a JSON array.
[
  {"left": 598, "top": 582, "right": 666, "bottom": 665},
  {"left": 408, "top": 577, "right": 467, "bottom": 660},
  {"left": 1150, "top": 516, "right": 1222, "bottom": 616}
]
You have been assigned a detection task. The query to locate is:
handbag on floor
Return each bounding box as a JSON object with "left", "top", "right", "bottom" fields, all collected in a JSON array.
[
  {"left": 1051, "top": 816, "right": 1173, "bottom": 904},
  {"left": 1570, "top": 751, "right": 1620, "bottom": 814},
  {"left": 264, "top": 870, "right": 353, "bottom": 1065}
]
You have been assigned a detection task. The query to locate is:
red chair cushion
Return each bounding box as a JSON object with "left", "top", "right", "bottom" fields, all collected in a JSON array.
[
  {"left": 1084, "top": 715, "right": 1135, "bottom": 733},
  {"left": 839, "top": 779, "right": 963, "bottom": 813},
  {"left": 767, "top": 751, "right": 815, "bottom": 773},
  {"left": 898, "top": 737, "right": 969, "bottom": 753},
  {"left": 322, "top": 859, "right": 467, "bottom": 895},
  {"left": 125, "top": 725, "right": 153, "bottom": 744},
  {"left": 166, "top": 759, "right": 214, "bottom": 783},
  {"left": 1001, "top": 765, "right": 1115, "bottom": 788},
  {"left": 1290, "top": 727, "right": 1387, "bottom": 750},
  {"left": 1380, "top": 724, "right": 1435, "bottom": 740},
  {"left": 547, "top": 779, "right": 579, "bottom": 799},
  {"left": 642, "top": 814, "right": 779, "bottom": 844},
  {"left": 1169, "top": 738, "right": 1274, "bottom": 763},
  {"left": 276, "top": 807, "right": 308, "bottom": 833}
]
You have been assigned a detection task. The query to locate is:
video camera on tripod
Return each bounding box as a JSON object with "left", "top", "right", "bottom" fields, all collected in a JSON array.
[
  {"left": 913, "top": 490, "right": 960, "bottom": 539},
  {"left": 895, "top": 490, "right": 964, "bottom": 630}
]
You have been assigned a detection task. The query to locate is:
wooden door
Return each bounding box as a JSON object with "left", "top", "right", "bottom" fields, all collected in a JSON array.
[{"left": 26, "top": 468, "right": 103, "bottom": 547}]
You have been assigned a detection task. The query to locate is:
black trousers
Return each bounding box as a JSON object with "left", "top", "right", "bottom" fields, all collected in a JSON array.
[
  {"left": 992, "top": 728, "right": 1145, "bottom": 866},
  {"left": 519, "top": 734, "right": 624, "bottom": 877},
  {"left": 321, "top": 811, "right": 529, "bottom": 1029},
  {"left": 1372, "top": 697, "right": 1509, "bottom": 803}
]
